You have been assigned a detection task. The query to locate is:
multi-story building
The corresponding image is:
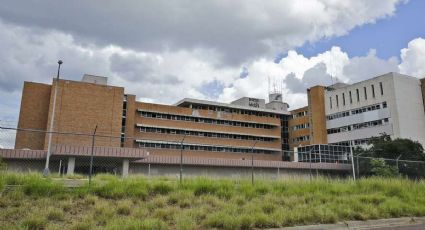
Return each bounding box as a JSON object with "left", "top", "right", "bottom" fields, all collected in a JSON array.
[
  {"left": 289, "top": 72, "right": 425, "bottom": 149},
  {"left": 14, "top": 72, "right": 425, "bottom": 166},
  {"left": 325, "top": 72, "right": 425, "bottom": 146},
  {"left": 15, "top": 75, "right": 291, "bottom": 161}
]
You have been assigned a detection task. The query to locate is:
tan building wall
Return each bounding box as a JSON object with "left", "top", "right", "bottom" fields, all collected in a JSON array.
[
  {"left": 42, "top": 79, "right": 124, "bottom": 148},
  {"left": 288, "top": 106, "right": 310, "bottom": 149},
  {"left": 307, "top": 86, "right": 328, "bottom": 145},
  {"left": 15, "top": 82, "right": 51, "bottom": 149},
  {"left": 15, "top": 78, "right": 285, "bottom": 161},
  {"left": 133, "top": 102, "right": 282, "bottom": 160},
  {"left": 123, "top": 94, "right": 136, "bottom": 148}
]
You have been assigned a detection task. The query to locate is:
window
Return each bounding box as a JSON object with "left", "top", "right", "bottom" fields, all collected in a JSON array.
[
  {"left": 383, "top": 101, "right": 387, "bottom": 108},
  {"left": 349, "top": 91, "right": 352, "bottom": 104},
  {"left": 329, "top": 97, "right": 332, "bottom": 109},
  {"left": 342, "top": 93, "right": 345, "bottom": 106},
  {"left": 364, "top": 87, "right": 367, "bottom": 100},
  {"left": 336, "top": 95, "right": 339, "bottom": 107},
  {"left": 379, "top": 82, "right": 384, "bottom": 95},
  {"left": 371, "top": 84, "right": 375, "bottom": 98},
  {"left": 356, "top": 89, "right": 360, "bottom": 102}
]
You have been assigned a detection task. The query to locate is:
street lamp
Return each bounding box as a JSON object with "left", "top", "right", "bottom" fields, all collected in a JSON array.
[
  {"left": 179, "top": 133, "right": 187, "bottom": 183},
  {"left": 43, "top": 60, "right": 63, "bottom": 177},
  {"left": 251, "top": 140, "right": 258, "bottom": 185}
]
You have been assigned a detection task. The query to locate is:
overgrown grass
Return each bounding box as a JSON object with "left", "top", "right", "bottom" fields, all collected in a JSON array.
[{"left": 1, "top": 173, "right": 425, "bottom": 229}]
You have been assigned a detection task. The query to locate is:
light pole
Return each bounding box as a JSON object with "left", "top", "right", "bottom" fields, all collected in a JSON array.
[
  {"left": 179, "top": 133, "right": 187, "bottom": 183},
  {"left": 43, "top": 60, "right": 63, "bottom": 177},
  {"left": 251, "top": 140, "right": 258, "bottom": 185}
]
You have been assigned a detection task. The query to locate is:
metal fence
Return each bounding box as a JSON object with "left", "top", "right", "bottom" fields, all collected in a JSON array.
[
  {"left": 0, "top": 124, "right": 353, "bottom": 182},
  {"left": 296, "top": 144, "right": 425, "bottom": 180}
]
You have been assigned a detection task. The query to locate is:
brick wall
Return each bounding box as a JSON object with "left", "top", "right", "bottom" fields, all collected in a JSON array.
[
  {"left": 43, "top": 79, "right": 124, "bottom": 148},
  {"left": 15, "top": 82, "right": 51, "bottom": 149}
]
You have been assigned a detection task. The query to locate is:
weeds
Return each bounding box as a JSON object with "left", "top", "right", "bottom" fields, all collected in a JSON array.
[{"left": 2, "top": 173, "right": 425, "bottom": 229}]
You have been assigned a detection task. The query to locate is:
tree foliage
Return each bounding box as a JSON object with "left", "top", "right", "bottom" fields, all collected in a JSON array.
[{"left": 355, "top": 134, "right": 425, "bottom": 179}]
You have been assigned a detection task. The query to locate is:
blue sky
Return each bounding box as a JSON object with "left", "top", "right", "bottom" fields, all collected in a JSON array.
[{"left": 295, "top": 0, "right": 425, "bottom": 60}]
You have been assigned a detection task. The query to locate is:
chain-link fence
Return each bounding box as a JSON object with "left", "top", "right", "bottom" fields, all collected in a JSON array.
[
  {"left": 0, "top": 124, "right": 355, "bottom": 181},
  {"left": 295, "top": 144, "right": 425, "bottom": 180}
]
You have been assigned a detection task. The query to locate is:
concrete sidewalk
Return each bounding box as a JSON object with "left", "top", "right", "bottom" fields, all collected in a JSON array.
[{"left": 273, "top": 217, "right": 425, "bottom": 230}]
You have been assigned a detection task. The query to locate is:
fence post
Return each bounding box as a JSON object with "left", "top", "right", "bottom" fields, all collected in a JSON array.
[
  {"left": 350, "top": 141, "right": 356, "bottom": 181},
  {"left": 251, "top": 140, "right": 258, "bottom": 185},
  {"left": 180, "top": 134, "right": 187, "bottom": 183},
  {"left": 89, "top": 125, "right": 98, "bottom": 186}
]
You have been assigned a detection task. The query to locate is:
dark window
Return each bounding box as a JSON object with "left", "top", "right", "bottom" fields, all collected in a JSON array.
[
  {"left": 349, "top": 91, "right": 352, "bottom": 104},
  {"left": 356, "top": 89, "right": 360, "bottom": 102},
  {"left": 371, "top": 85, "right": 375, "bottom": 98},
  {"left": 336, "top": 95, "right": 339, "bottom": 107},
  {"left": 342, "top": 93, "right": 345, "bottom": 106},
  {"left": 329, "top": 97, "right": 332, "bottom": 109},
  {"left": 379, "top": 82, "right": 384, "bottom": 95},
  {"left": 364, "top": 87, "right": 367, "bottom": 100}
]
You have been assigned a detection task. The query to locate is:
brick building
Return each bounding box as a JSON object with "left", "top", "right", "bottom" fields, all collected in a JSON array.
[{"left": 15, "top": 75, "right": 292, "bottom": 161}]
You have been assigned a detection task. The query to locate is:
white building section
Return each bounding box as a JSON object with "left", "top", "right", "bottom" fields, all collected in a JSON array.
[{"left": 324, "top": 72, "right": 425, "bottom": 146}]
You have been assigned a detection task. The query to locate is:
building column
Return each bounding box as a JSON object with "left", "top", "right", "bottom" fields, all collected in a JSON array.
[
  {"left": 122, "top": 159, "right": 129, "bottom": 177},
  {"left": 67, "top": 157, "right": 75, "bottom": 175}
]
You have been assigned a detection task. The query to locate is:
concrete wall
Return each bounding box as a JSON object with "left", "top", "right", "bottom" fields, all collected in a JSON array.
[
  {"left": 324, "top": 72, "right": 425, "bottom": 146},
  {"left": 129, "top": 164, "right": 346, "bottom": 179},
  {"left": 392, "top": 74, "right": 425, "bottom": 146}
]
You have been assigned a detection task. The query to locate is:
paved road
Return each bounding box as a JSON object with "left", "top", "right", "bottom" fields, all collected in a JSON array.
[{"left": 373, "top": 224, "right": 425, "bottom": 230}]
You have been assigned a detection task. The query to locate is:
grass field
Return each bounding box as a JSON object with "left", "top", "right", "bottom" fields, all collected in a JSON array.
[{"left": 1, "top": 173, "right": 425, "bottom": 230}]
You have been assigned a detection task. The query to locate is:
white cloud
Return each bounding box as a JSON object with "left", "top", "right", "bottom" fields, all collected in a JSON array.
[
  {"left": 0, "top": 0, "right": 403, "bottom": 64},
  {"left": 399, "top": 38, "right": 425, "bottom": 77}
]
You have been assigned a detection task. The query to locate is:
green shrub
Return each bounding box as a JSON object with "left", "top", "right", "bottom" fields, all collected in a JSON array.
[
  {"left": 203, "top": 211, "right": 241, "bottom": 229},
  {"left": 151, "top": 181, "right": 174, "bottom": 195},
  {"left": 116, "top": 200, "right": 132, "bottom": 215},
  {"left": 21, "top": 215, "right": 47, "bottom": 230},
  {"left": 22, "top": 177, "right": 66, "bottom": 196},
  {"left": 47, "top": 208, "right": 64, "bottom": 221}
]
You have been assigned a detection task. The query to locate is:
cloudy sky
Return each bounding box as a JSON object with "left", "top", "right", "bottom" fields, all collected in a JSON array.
[{"left": 1, "top": 0, "right": 425, "bottom": 125}]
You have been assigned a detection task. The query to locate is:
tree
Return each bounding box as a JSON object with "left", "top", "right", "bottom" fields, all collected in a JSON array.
[
  {"left": 355, "top": 134, "right": 425, "bottom": 179},
  {"left": 369, "top": 158, "right": 398, "bottom": 177}
]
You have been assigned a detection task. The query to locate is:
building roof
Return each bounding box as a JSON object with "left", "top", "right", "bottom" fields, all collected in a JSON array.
[
  {"left": 0, "top": 148, "right": 350, "bottom": 171},
  {"left": 174, "top": 98, "right": 291, "bottom": 115}
]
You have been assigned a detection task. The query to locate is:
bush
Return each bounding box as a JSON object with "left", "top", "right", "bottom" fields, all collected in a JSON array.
[
  {"left": 47, "top": 208, "right": 64, "bottom": 221},
  {"left": 21, "top": 215, "right": 47, "bottom": 230},
  {"left": 370, "top": 159, "right": 398, "bottom": 177},
  {"left": 151, "top": 181, "right": 174, "bottom": 195}
]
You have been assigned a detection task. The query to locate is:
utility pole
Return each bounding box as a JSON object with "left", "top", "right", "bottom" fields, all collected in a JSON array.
[
  {"left": 179, "top": 133, "right": 187, "bottom": 183},
  {"left": 251, "top": 140, "right": 258, "bottom": 185},
  {"left": 89, "top": 125, "right": 98, "bottom": 186},
  {"left": 396, "top": 154, "right": 402, "bottom": 175},
  {"left": 350, "top": 141, "right": 356, "bottom": 181},
  {"left": 43, "top": 60, "right": 63, "bottom": 177},
  {"left": 309, "top": 148, "right": 312, "bottom": 181}
]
